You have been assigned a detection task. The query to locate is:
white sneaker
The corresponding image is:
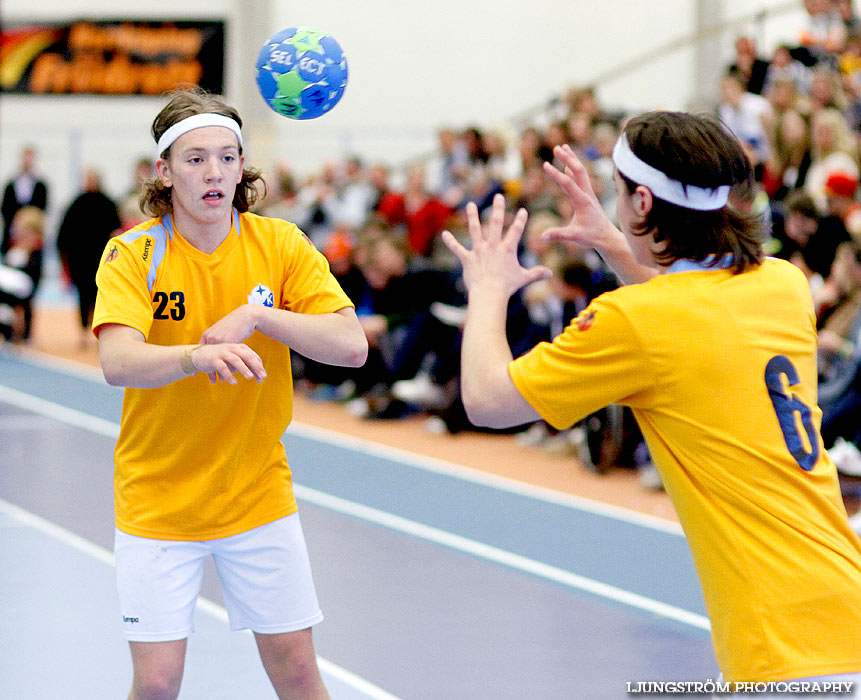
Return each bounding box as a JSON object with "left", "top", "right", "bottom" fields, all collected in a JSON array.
[
  {"left": 430, "top": 302, "right": 467, "bottom": 328},
  {"left": 391, "top": 373, "right": 447, "bottom": 408},
  {"left": 848, "top": 509, "right": 861, "bottom": 536},
  {"left": 515, "top": 422, "right": 550, "bottom": 447},
  {"left": 829, "top": 438, "right": 861, "bottom": 477}
]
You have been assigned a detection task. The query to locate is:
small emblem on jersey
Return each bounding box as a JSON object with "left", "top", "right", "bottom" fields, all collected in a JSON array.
[
  {"left": 575, "top": 310, "right": 596, "bottom": 331},
  {"left": 247, "top": 283, "right": 275, "bottom": 307},
  {"left": 105, "top": 245, "right": 119, "bottom": 263},
  {"left": 141, "top": 237, "right": 154, "bottom": 262}
]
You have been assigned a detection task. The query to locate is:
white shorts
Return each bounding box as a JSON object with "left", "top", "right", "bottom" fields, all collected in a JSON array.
[{"left": 114, "top": 513, "right": 323, "bottom": 642}]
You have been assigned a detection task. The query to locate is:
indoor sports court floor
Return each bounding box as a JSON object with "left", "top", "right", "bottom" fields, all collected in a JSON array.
[{"left": 0, "top": 321, "right": 720, "bottom": 699}]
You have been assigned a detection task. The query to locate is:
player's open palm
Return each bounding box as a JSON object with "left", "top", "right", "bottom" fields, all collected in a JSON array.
[
  {"left": 442, "top": 194, "right": 550, "bottom": 298},
  {"left": 541, "top": 144, "right": 621, "bottom": 251}
]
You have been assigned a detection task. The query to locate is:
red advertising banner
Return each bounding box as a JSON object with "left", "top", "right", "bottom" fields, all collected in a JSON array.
[{"left": 0, "top": 19, "right": 224, "bottom": 95}]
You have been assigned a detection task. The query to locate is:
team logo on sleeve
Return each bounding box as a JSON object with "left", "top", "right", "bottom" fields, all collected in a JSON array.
[
  {"left": 247, "top": 283, "right": 275, "bottom": 307},
  {"left": 575, "top": 309, "right": 596, "bottom": 331},
  {"left": 105, "top": 245, "right": 119, "bottom": 263}
]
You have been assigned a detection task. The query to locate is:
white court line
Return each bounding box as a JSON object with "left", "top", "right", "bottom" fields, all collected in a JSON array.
[
  {"left": 0, "top": 383, "right": 710, "bottom": 631},
  {"left": 0, "top": 497, "right": 405, "bottom": 700},
  {"left": 2, "top": 349, "right": 684, "bottom": 536},
  {"left": 286, "top": 421, "right": 684, "bottom": 536}
]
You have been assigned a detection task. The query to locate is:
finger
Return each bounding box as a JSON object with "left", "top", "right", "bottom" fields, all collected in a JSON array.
[
  {"left": 208, "top": 372, "right": 218, "bottom": 384},
  {"left": 464, "top": 201, "right": 483, "bottom": 248},
  {"left": 553, "top": 145, "right": 597, "bottom": 197},
  {"left": 486, "top": 193, "right": 506, "bottom": 244},
  {"left": 503, "top": 207, "right": 529, "bottom": 250},
  {"left": 523, "top": 265, "right": 553, "bottom": 286},
  {"left": 440, "top": 230, "right": 469, "bottom": 263}
]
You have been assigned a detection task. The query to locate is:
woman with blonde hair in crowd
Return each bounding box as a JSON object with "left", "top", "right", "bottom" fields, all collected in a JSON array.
[
  {"left": 805, "top": 106, "right": 860, "bottom": 207},
  {"left": 763, "top": 108, "right": 813, "bottom": 200}
]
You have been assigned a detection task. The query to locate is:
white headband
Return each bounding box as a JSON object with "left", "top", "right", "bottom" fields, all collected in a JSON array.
[
  {"left": 612, "top": 135, "right": 730, "bottom": 211},
  {"left": 156, "top": 114, "right": 243, "bottom": 159}
]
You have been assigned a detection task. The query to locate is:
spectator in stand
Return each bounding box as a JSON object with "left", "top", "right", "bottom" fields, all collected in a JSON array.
[
  {"left": 344, "top": 228, "right": 461, "bottom": 418},
  {"left": 779, "top": 188, "right": 850, "bottom": 295},
  {"left": 763, "top": 108, "right": 813, "bottom": 201},
  {"left": 260, "top": 163, "right": 313, "bottom": 231},
  {"left": 1, "top": 205, "right": 44, "bottom": 343},
  {"left": 816, "top": 242, "right": 861, "bottom": 484},
  {"left": 718, "top": 72, "right": 773, "bottom": 164},
  {"left": 837, "top": 0, "right": 861, "bottom": 35},
  {"left": 591, "top": 122, "right": 620, "bottom": 217},
  {"left": 728, "top": 35, "right": 771, "bottom": 95},
  {"left": 429, "top": 127, "right": 470, "bottom": 203},
  {"left": 1, "top": 145, "right": 48, "bottom": 256},
  {"left": 763, "top": 44, "right": 812, "bottom": 96},
  {"left": 376, "top": 164, "right": 453, "bottom": 257},
  {"left": 824, "top": 170, "right": 861, "bottom": 235},
  {"left": 808, "top": 65, "right": 851, "bottom": 115},
  {"left": 567, "top": 111, "right": 600, "bottom": 161},
  {"left": 518, "top": 126, "right": 553, "bottom": 173},
  {"left": 805, "top": 106, "right": 859, "bottom": 208},
  {"left": 56, "top": 167, "right": 121, "bottom": 348},
  {"left": 118, "top": 157, "right": 155, "bottom": 232},
  {"left": 797, "top": 0, "right": 848, "bottom": 65},
  {"left": 328, "top": 156, "right": 378, "bottom": 234}
]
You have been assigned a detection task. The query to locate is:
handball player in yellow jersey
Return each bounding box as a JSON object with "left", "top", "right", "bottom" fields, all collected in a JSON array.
[
  {"left": 93, "top": 88, "right": 367, "bottom": 700},
  {"left": 443, "top": 111, "right": 861, "bottom": 691}
]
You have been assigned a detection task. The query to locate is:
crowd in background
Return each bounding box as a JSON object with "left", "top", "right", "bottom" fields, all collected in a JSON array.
[{"left": 1, "top": 0, "right": 860, "bottom": 489}]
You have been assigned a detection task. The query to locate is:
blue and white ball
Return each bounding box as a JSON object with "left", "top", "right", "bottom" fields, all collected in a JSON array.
[{"left": 255, "top": 26, "right": 348, "bottom": 120}]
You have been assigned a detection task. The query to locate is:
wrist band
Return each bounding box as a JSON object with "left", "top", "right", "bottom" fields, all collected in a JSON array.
[{"left": 179, "top": 345, "right": 201, "bottom": 375}]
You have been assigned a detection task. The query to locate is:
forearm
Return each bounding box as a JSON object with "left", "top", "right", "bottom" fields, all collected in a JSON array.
[
  {"left": 254, "top": 306, "right": 368, "bottom": 367},
  {"left": 100, "top": 338, "right": 198, "bottom": 389},
  {"left": 461, "top": 285, "right": 534, "bottom": 428}
]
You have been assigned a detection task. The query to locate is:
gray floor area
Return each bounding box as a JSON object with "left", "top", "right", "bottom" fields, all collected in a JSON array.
[{"left": 0, "top": 351, "right": 718, "bottom": 699}]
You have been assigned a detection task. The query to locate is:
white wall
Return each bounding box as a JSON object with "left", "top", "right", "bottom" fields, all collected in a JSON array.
[{"left": 1, "top": 0, "right": 807, "bottom": 232}]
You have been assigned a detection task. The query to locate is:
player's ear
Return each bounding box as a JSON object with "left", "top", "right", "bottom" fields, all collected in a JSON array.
[
  {"left": 155, "top": 157, "right": 172, "bottom": 188},
  {"left": 633, "top": 185, "right": 654, "bottom": 218}
]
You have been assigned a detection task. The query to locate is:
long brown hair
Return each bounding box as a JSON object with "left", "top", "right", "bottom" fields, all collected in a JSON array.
[
  {"left": 619, "top": 111, "right": 764, "bottom": 274},
  {"left": 140, "top": 87, "right": 266, "bottom": 217}
]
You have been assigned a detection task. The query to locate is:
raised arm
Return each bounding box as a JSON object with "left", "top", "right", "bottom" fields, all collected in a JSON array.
[
  {"left": 542, "top": 144, "right": 657, "bottom": 285},
  {"left": 441, "top": 195, "right": 546, "bottom": 429}
]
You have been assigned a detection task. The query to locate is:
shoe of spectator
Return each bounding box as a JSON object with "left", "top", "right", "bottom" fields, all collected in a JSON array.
[
  {"left": 515, "top": 422, "right": 550, "bottom": 447},
  {"left": 829, "top": 438, "right": 861, "bottom": 477},
  {"left": 848, "top": 509, "right": 861, "bottom": 537},
  {"left": 430, "top": 301, "right": 467, "bottom": 328},
  {"left": 345, "top": 397, "right": 370, "bottom": 418},
  {"left": 424, "top": 415, "right": 448, "bottom": 435},
  {"left": 391, "top": 372, "right": 448, "bottom": 409},
  {"left": 543, "top": 430, "right": 578, "bottom": 456},
  {"left": 638, "top": 462, "right": 664, "bottom": 491}
]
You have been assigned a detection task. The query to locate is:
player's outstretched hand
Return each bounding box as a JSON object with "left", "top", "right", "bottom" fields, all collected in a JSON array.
[
  {"left": 541, "top": 144, "right": 622, "bottom": 251},
  {"left": 441, "top": 194, "right": 551, "bottom": 298},
  {"left": 191, "top": 343, "right": 266, "bottom": 385}
]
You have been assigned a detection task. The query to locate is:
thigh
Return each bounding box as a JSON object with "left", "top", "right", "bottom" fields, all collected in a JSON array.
[
  {"left": 211, "top": 513, "right": 324, "bottom": 634},
  {"left": 114, "top": 529, "right": 208, "bottom": 642}
]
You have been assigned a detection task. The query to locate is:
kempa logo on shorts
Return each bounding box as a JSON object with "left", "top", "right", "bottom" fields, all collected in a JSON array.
[{"left": 123, "top": 615, "right": 140, "bottom": 624}]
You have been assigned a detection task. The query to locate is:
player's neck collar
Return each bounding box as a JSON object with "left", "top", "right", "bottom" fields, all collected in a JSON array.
[{"left": 666, "top": 254, "right": 734, "bottom": 274}]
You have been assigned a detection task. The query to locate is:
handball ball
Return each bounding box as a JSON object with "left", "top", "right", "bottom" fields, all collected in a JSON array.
[{"left": 255, "top": 26, "right": 348, "bottom": 120}]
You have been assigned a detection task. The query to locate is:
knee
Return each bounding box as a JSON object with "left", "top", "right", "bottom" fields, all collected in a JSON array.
[{"left": 131, "top": 671, "right": 182, "bottom": 700}]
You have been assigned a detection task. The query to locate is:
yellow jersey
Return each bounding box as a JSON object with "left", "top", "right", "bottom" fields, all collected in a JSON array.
[
  {"left": 509, "top": 257, "right": 861, "bottom": 682},
  {"left": 93, "top": 210, "right": 353, "bottom": 541}
]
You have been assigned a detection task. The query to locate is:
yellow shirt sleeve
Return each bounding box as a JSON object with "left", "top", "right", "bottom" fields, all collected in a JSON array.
[{"left": 509, "top": 294, "right": 656, "bottom": 430}]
